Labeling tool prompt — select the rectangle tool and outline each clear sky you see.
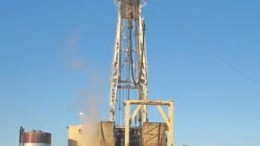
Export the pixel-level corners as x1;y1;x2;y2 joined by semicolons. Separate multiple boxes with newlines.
0;0;259;146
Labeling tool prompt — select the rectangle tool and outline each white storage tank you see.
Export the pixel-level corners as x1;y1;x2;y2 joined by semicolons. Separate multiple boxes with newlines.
19;127;51;146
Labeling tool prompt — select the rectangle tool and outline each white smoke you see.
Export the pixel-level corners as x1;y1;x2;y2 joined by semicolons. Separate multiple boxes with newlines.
78;75;101;146
63;29;106;146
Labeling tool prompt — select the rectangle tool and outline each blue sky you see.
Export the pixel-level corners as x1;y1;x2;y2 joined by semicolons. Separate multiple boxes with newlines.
0;0;259;146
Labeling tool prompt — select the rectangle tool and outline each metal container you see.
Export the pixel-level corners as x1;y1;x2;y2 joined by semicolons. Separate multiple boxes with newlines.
19;127;51;146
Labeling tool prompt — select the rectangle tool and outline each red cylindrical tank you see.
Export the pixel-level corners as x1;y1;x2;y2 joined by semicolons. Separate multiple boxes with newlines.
19;127;51;146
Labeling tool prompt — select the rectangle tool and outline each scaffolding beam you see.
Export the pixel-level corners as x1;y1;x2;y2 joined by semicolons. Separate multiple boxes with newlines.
124;100;174;146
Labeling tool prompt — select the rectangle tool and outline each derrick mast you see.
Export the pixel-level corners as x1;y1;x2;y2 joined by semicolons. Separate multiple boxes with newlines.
68;1;174;146
109;0;148;126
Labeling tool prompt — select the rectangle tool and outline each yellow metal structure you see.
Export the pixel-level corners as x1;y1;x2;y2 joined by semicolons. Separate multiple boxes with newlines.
124;100;174;146
67;125;83;146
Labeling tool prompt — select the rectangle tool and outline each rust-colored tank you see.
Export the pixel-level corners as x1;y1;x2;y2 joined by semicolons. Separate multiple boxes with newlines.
19;127;51;146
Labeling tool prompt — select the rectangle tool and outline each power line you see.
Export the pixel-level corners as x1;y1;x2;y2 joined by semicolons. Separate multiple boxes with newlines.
172;19;260;87
145;0;260;88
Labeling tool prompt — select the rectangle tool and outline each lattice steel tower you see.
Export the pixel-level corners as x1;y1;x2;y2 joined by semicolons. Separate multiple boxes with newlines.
109;0;148;126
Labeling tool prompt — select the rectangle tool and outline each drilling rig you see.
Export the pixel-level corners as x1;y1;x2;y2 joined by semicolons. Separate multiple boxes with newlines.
68;0;174;146
109;0;174;145
109;0;149;126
